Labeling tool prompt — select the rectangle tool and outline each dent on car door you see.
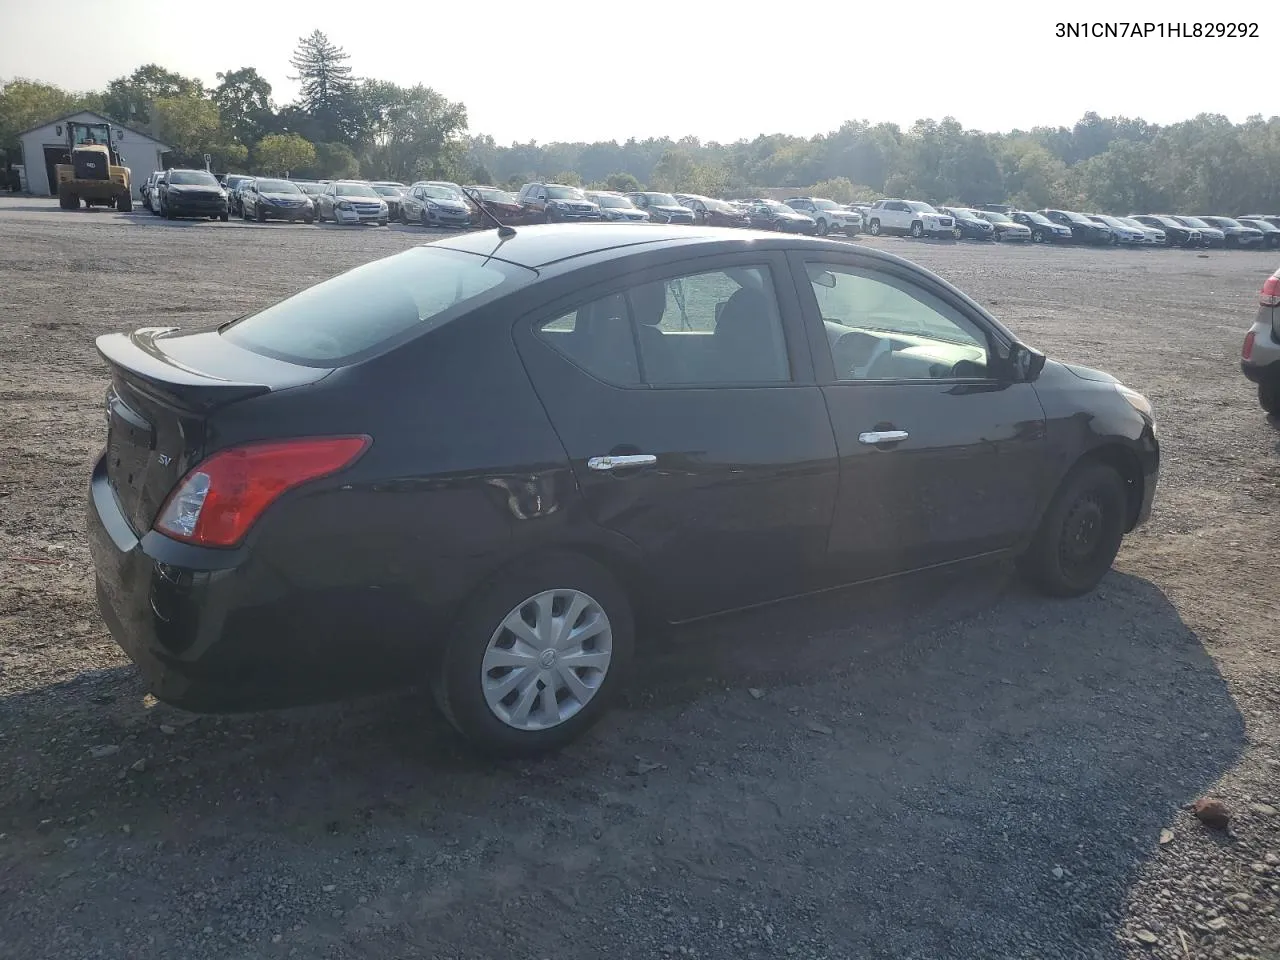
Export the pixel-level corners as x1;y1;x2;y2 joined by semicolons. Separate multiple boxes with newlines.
789;252;1048;581
514;253;841;621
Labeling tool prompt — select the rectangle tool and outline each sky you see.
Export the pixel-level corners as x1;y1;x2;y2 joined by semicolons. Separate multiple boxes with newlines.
1;0;1276;144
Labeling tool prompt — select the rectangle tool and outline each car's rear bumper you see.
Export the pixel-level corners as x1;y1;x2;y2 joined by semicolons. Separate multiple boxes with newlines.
86;454;418;712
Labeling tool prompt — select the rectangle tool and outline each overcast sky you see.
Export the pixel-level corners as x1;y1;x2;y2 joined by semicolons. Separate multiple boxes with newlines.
2;0;1275;144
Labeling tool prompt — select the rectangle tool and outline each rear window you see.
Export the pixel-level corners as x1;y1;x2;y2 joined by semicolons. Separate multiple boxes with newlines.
221;247;535;366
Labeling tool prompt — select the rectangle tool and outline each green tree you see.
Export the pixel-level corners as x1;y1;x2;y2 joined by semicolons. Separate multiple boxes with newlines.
254;133;317;176
153;96;246;170
289;31;358;144
550;169;582;186
605;171;642;192
312;141;360;179
470;162;493;184
212;67;274;146
102;64;204;126
357;83;468;182
809;177;859;202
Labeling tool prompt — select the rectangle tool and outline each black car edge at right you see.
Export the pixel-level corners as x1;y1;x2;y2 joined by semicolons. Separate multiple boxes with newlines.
87;224;1158;757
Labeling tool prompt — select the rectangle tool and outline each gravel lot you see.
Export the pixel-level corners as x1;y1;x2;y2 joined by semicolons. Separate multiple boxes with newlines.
1;196;1278;960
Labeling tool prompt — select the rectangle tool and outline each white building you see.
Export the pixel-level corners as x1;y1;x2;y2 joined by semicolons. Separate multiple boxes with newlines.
17;110;171;200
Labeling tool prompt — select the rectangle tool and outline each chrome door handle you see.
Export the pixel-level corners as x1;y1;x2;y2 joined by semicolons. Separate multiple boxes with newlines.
587;454;657;471
858;430;909;445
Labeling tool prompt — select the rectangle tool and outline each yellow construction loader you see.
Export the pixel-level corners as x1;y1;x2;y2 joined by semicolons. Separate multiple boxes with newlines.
56;121;132;211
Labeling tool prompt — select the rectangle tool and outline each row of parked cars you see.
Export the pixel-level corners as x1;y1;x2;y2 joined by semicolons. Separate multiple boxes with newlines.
135;169;1280;251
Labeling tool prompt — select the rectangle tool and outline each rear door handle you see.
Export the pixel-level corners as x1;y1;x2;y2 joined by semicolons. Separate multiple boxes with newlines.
858;430;909;445
588;454;657;471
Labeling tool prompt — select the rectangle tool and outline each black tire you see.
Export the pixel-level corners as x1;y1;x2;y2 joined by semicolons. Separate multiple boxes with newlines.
910;221;924;239
1022;462;1127;597
257;206;267;223
220;211;229;222
420;209;430;228
1031;229;1046;243
399;207;408;225
164;202;175;220
816;218;829;236
1259;381;1280;416
952;226;963;240
304;216;314;225
432;552;634;757
993;230;1003;242
868;219;881;236
118;192;132;213
58;191;77;210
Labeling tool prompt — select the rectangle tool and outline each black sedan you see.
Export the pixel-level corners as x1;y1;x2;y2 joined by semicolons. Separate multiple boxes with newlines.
745;199;818;233
939;207;996;241
1196;216;1265;249
157;169;229;221
1042;209;1113;245
1129;215;1203;248
241;178;315;223
88;224;1159;756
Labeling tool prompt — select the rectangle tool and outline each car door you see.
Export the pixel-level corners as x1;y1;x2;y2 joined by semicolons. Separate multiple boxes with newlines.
788;250;1048;581
515;251;841;621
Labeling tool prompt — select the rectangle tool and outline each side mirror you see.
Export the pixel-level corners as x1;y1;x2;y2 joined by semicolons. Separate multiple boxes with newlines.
1010;342;1046;382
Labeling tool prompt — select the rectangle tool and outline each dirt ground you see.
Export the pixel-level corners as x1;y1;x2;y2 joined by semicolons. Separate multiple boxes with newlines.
1;196;1278;960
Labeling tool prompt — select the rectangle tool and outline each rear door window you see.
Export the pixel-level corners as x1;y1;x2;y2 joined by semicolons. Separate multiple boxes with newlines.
221;247;534;366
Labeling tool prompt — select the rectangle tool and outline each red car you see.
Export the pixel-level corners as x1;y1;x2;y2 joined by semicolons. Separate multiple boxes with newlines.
464;185;526;226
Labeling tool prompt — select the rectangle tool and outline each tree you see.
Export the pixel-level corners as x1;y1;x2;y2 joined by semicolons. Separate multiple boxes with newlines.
0;79;95;156
102;64;203;127
551;169;582;186
153;96;246;170
289;31;358;144
254;133;317;176
470;163;493;184
213;68;274;146
358;84;468;182
605;171;641;192
312;141;360;179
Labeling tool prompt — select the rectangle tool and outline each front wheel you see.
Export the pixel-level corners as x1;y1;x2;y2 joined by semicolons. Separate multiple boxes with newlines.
910;221;924;239
952;226;963;240
1259;381;1280;416
868;219;882;236
993;230;1003;242
220;211;229;222
816;218;829;236
432;552;634;757
1031;229;1045;243
1022;462;1127;597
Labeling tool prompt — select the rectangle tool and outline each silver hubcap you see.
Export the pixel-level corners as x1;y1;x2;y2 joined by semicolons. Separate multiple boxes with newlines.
481;589;613;731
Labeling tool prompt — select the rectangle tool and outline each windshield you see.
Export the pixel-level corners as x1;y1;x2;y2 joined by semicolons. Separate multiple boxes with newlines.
472;187;513;202
299;183;323;195
169;170;219;186
704;198;734;213
222;248;533;366
950;208;980;219
335;183;379;198
422;185;460;200
1242;218;1279;231
546;185;585;200
596;195;635;209
1177;216;1211;229
1022;212;1053;225
1056;211;1091;224
372;185;403;197
1207;217;1244;228
644;193;679;206
979;211;1011;223
1116;217;1148;230
256;179;300;194
810;199;839;210
906;201;938;214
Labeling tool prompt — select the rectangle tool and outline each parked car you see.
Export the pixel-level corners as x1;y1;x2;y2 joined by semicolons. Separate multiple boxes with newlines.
1238;218;1280;249
1087;215;1147;245
743;198;818;233
1130;215;1202;248
1011;211;1074;244
1196;216;1265;249
1041;210;1113;245
86;224;1158;755
401;182;472;228
581;191;650;222
241;178;315;223
314;181;389;225
222;174;255;215
938;206;995;241
675;194;751;228
293;181;324;219
975;203;1016;215
1110;216;1166;245
370;182;408;221
1240;263;1280;415
140;171;164;212
784;197;861;236
972;209;1032;242
625;191;694;225
1240;214;1280;231
464;185;527;225
157;169;229;221
864;199;954;238
518;182;602;222
1172;216;1226;248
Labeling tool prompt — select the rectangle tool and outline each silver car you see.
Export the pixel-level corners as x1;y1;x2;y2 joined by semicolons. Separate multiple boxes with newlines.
1241;262;1280;415
315;181;389;226
401;182;472;228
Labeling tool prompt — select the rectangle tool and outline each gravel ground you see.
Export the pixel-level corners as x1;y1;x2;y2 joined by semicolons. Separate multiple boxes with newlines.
1;196;1278;960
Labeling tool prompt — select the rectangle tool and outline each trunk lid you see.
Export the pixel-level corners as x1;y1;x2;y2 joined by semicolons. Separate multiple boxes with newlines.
97;326;328;535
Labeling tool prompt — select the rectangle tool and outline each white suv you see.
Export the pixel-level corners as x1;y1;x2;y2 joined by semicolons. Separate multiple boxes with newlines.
864;199;954;239
784;197;861;236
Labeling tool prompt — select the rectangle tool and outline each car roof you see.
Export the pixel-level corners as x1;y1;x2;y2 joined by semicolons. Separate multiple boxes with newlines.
429;223;898;271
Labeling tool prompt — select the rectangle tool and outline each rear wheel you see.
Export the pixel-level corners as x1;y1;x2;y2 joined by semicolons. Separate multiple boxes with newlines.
118;192;132;213
59;191;78;210
219;211;229;222
1259;381;1280;416
432;552;634;757
1022;462;1127;597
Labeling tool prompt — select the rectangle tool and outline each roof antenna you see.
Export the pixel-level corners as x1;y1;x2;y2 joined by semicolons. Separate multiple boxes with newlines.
465;186;516;238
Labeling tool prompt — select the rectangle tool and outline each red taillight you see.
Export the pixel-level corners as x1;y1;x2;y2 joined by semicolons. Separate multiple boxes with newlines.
154;436;370;547
1243;330;1256;361
1262;275;1280;307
